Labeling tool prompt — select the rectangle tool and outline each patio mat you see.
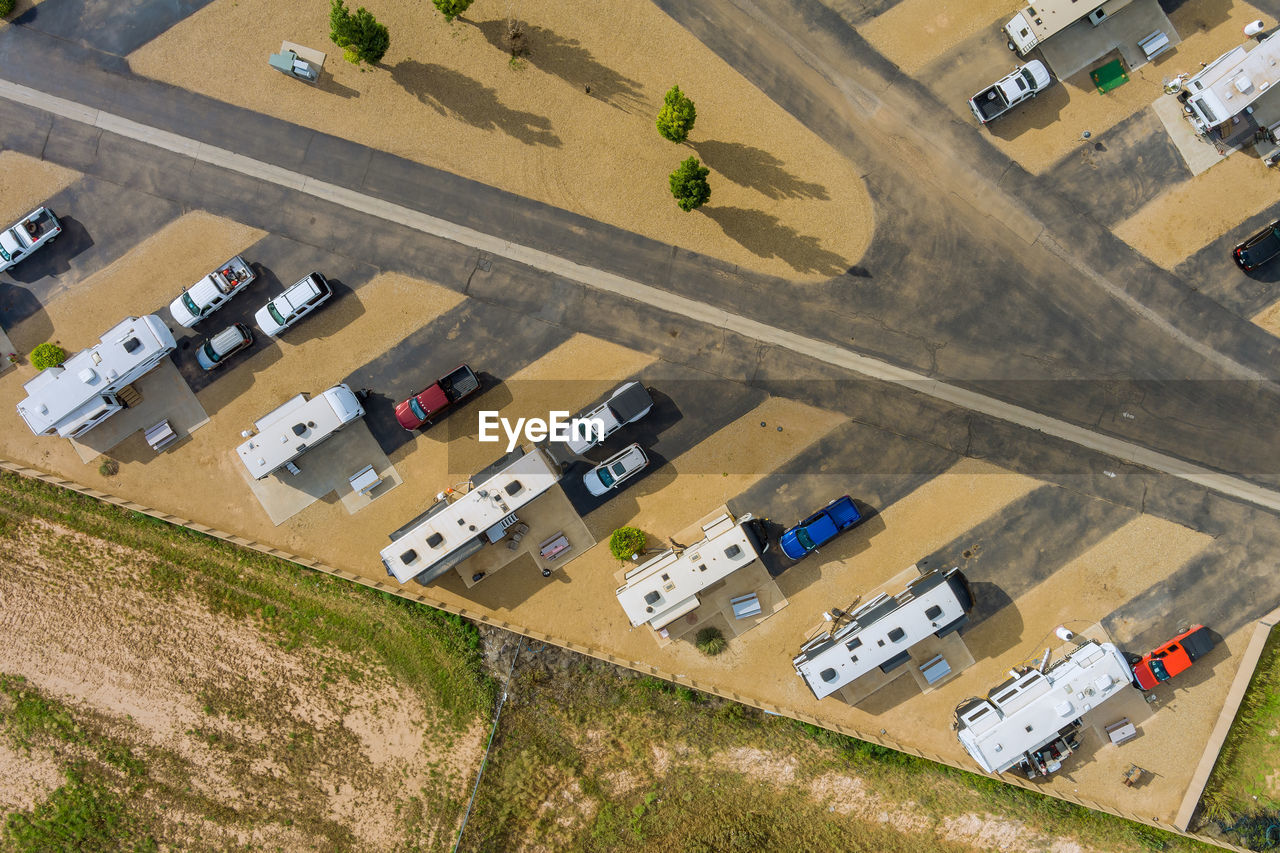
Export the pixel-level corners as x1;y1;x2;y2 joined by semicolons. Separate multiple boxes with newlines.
1091;59;1129;93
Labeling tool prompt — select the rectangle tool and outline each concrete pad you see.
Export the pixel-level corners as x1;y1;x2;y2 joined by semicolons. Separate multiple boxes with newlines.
1151;93;1224;176
68;360;209;462
1036;0;1178;80
454;486;595;587
238;421;390;525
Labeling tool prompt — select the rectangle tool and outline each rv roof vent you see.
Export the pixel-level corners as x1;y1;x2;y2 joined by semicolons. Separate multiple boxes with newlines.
78;368;98;384
400;549;418;564
122;336;143;354
724;544;742;559
1235;74;1254;94
925;605;943;620
505;480;522;496
426;533;445;548
292;423;307;436
644;591;661;605
888;627;906;642
820;668;838;682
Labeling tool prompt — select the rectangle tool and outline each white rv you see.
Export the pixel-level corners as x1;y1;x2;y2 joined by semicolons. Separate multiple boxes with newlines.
954;640;1132;778
793;566;973;700
1003;0;1133;55
615;512;769;630
236;385;364;479
16;315;176;438
380;445;561;585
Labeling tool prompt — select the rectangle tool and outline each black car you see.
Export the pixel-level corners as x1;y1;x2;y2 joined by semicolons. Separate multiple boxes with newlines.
1233;219;1280;271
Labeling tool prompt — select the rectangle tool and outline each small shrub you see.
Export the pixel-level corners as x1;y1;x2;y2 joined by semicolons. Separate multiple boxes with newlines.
695;626;726;656
669;157;711;212
97;459;119;478
29;343;67;370
0;0;15;19
431;0;472;22
656;85;697;144
609;527;646;561
329;0;389;65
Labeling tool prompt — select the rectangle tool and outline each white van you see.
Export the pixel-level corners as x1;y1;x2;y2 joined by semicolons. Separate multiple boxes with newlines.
169;256;255;327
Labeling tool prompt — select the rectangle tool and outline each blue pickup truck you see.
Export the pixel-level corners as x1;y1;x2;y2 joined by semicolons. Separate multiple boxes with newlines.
779;495;863;560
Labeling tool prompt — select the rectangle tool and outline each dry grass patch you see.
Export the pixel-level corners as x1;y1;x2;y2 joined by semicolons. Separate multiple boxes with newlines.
0;151;80;225
128;0;872;281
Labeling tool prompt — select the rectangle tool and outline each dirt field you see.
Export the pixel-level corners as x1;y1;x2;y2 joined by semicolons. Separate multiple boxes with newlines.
127;0;873;282
0;151;79;226
0;482;489;849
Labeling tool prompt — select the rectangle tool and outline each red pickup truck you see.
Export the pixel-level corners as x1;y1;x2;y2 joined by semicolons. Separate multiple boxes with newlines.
395;364;480;430
1130;624;1215;691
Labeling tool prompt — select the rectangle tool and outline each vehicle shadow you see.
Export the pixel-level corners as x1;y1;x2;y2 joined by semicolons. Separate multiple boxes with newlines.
389;60;562;147
701;206;848;277
692;140;830;201
4;215;94;284
985;82;1070;139
472;19;647;115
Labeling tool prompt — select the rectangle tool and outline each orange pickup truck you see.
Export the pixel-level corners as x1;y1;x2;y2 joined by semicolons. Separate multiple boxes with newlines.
1130;624;1215;691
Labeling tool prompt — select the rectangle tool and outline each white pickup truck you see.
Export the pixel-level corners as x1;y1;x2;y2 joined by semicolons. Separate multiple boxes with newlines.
563;381;654;455
0;207;62;273
169;255;256;327
968;61;1052;125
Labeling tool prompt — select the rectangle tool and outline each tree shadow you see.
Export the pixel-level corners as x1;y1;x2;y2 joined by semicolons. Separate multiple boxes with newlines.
473;20;646;114
701;206;848;277
692;140;829;201
390;61;561;147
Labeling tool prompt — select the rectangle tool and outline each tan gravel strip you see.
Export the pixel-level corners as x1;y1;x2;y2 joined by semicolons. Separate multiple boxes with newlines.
4;79;1280;515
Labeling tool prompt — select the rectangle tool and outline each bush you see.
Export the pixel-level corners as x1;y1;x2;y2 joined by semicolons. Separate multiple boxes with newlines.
656;85;697;144
669;157;711;212
29;343;66;370
98;459;119;478
431;0;472;22
609;527;646;561
329;0;389;64
0;0;15;18
695;627;726;656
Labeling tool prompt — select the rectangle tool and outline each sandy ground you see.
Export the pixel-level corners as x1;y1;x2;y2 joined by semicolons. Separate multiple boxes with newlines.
1114;148;1280;270
127;0;873;282
857;0;1015;75
0;516;485;848
7;210;264;353
0;741;63;814
0;151;80;226
1253;297;1280;336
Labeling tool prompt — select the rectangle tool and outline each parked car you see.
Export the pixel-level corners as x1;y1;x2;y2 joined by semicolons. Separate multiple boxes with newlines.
779;495;863;561
169;256;256;327
1233;219;1280;271
395;364;481;430
1130;624;1215;691
0;206;61;273
583;443;649;496
564;381;654;454
254;272;332;336
195;323;253;371
968;61;1052;125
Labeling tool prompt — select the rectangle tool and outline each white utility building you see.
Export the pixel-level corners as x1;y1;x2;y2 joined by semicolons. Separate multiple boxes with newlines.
616;511;769;630
792;566;973;700
16;315;176;438
381;445;561;585
236;385;365;479
954;640;1133;778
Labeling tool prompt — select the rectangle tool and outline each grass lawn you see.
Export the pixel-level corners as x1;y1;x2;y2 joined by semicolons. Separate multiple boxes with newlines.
1197;625;1280;850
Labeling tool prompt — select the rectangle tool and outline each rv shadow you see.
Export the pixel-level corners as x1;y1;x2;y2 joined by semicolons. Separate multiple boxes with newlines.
0;282;52;348
954;582;1023;661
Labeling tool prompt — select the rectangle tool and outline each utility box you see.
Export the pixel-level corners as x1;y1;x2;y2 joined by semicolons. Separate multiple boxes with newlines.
268;41;325;83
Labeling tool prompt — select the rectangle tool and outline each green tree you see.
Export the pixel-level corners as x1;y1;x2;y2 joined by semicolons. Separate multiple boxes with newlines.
609;527;646;561
29;343;66;370
431;0;473;22
669;157;710;212
0;0;16;18
656;85;697;144
330;0;390;65
695;627;726;656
